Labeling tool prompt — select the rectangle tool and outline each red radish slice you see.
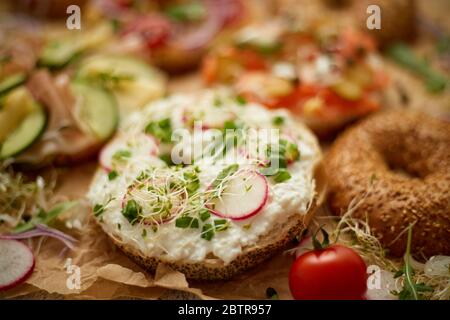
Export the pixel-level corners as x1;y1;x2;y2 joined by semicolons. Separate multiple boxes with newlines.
0;240;35;292
208;170;268;220
99;138;127;172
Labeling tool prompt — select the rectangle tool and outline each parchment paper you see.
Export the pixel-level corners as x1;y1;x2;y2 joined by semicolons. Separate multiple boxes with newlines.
0;159;327;300
2;0;449;300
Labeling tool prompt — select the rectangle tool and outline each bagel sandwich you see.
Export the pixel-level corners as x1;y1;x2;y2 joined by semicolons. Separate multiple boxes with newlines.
88;88;323;280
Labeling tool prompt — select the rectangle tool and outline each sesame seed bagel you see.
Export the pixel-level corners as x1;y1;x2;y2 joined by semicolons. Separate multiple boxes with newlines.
326;110;450;258
88;89;323;280
108;191;320;280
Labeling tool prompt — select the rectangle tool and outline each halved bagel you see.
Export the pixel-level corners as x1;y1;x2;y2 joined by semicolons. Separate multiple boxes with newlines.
111;193;320;280
88;89;323;280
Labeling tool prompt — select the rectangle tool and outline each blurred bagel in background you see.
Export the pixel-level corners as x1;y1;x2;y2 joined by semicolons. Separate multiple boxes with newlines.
9;0;87;19
352;0;417;47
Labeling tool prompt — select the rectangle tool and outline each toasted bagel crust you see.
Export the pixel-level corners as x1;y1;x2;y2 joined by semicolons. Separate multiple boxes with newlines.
105;197;318;280
95;163;325;280
326;111;450;258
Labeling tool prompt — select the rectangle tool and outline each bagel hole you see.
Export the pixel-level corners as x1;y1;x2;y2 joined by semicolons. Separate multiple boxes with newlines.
384;154;424;179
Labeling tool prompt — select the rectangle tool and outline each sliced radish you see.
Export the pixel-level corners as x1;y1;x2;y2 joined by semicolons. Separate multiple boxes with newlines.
0;239;35;292
99;133;157;171
207;170;268;220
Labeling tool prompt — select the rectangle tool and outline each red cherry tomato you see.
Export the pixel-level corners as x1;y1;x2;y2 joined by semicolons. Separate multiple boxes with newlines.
289;244;367;300
122;15;172;49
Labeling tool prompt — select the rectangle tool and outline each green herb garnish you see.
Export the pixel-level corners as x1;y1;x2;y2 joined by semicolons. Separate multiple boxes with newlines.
280;139;300;163
236;95;247;105
14;201;77;233
260;139;299;176
159;153;174;166
393;225;434;300
201;223;215;241
183;168;200;195
198;209;211;222
108;170;119;181
122;199;140;224
273;168;291;183
112;150;132;162
388;43;448;93
93;204;104;217
272;116;285;126
209;164;239;192
145;118;172;143
175;216;199;229
214;219;230;231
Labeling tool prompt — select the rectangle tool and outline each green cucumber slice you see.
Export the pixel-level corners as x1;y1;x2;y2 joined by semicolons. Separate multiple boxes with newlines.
71;81;119;141
0;73;27;96
76;55;166;110
0;88;47;159
39;38;83;68
39;23;113;68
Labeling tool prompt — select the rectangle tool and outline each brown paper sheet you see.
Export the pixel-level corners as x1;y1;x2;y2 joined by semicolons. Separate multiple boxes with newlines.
2;0;448;299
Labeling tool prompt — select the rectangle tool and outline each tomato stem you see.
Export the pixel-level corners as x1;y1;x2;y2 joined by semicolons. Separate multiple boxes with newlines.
312;226;330;250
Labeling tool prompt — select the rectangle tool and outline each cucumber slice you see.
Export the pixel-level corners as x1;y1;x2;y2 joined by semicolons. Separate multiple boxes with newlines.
0;88;47;159
39;38;82;68
0;73;27;96
39;23;113;68
71;81;118;141
76;55;166;111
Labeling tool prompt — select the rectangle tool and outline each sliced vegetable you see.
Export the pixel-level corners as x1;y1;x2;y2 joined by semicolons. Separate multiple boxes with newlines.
208;170;268;220
39;38;83;68
0;87;47;159
0;73;27;96
1;224;78;250
0;239;35;291
71;81;118;141
39;23;113;68
76;55;166;111
388;43;448;93
13;201;77;234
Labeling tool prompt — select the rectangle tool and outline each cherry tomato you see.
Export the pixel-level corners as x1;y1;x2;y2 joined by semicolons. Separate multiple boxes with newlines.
289;244;367;300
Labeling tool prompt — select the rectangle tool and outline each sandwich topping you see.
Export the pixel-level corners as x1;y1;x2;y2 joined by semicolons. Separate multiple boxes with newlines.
88;89;320;264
